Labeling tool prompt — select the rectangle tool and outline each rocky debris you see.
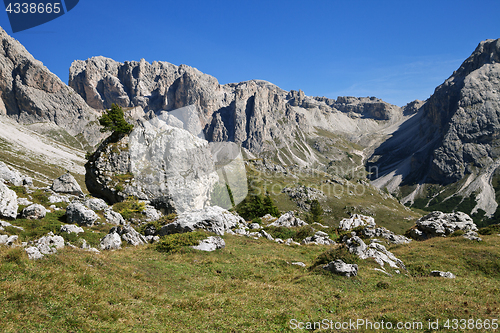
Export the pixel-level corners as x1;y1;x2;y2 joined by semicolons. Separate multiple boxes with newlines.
362;226;412;245
21;204;47;220
291;262;306;267
18;197;33;206
111;225;148;246
268;211;308;228
323;259;358;277
463;230;482;241
78;239;100;253
339;214;376;231
30;232;65;257
312;222;330;229
410;211;478;240
284;238;301;246
260;230;274;241
302;231;336;245
60;224;84;234
281;185;325;210
25;246;44;260
430;270;456;279
0;220;23;231
104;208;125;225
51;173;83;197
191;236;225;252
261;214;278;224
346;236;405;271
143;205;162;222
48;194;71;204
0;181;18;219
0;234;18;246
160;206;245;236
145;235;160;243
248;223;261;230
85;117;218;212
0;27;102;147
0;161;23;186
83;198;108;211
100;232;122;250
66;202;99;227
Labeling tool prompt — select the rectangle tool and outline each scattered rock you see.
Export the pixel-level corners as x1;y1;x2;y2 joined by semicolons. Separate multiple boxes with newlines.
0;181;18;219
109;225;147;246
160;206;245;236
0;220;23;231
248;223;261;230
284;238;301;246
66;202;99;227
143;205;162;222
52;173;84;196
362;226;412;244
48;194;71;204
191;236;225;252
0;234;18;246
36;232;65;255
346;236;405;271
463;230;482;241
100;232;122;250
268;211;308;228
25;246;44;260
430;270;456;279
21;204;47;220
260;230;274;241
104;208;125;225
410;211;478;240
292;262;306;267
282;185;325;210
323;259;358;277
17;197;33;206
60;224;84;234
339;214;375;231
0;162;23;186
83;198;108;211
302;231;336;245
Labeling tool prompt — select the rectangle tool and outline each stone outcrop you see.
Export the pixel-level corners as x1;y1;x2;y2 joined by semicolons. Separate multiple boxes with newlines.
0;27;102;147
21;204;47;219
104;209;125;225
51;173;83;197
281;185;325;210
66;202;99;227
0;234;18;246
0;181;18;219
0;162;23;185
302;231;336;245
191;236;225;252
268;211;308;228
339;214;376;231
85;117;219;213
409;211;478;240
323;259;358;277
60;224;84;234
83;198;108;211
25;232;65;259
159;206;246;236
430;270;456;279
100;232;122;250
345;235;405;271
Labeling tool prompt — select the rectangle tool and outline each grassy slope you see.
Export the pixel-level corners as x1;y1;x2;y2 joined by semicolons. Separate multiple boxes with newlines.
0;234;499;332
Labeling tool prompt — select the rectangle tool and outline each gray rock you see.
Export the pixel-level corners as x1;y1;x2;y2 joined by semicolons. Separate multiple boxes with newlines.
100;232;122;250
248;223;261;230
21;204;47;220
413;211;478;239
323;259;358;277
291;262;306;267
145;235;160;243
260;229;274;241
281;185;325;210
36;232;65;255
83;198;108;211
463;230;482;241
339;214;376;231
269;211;308;228
143;205;162;222
0;162;23;186
104;208;125;225
0;234;18;246
66;202;99;227
48;194;71;204
362;226;412;244
302;231;336;245
0;27;102;147
25;246;44;260
160;206;245;236
0;220;23;231
60;224;84;234
0;181;18;219
52;173;83;196
17;197;33;206
191;236;225;252
346;236;405;270
430;270;456;279
109;225;147;246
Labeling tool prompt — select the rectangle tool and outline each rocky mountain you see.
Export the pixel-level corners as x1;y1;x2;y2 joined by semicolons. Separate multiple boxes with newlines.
0;26;102;149
370;38;500;220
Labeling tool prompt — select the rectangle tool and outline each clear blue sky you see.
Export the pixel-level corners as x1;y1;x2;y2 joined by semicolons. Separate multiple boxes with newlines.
1;0;499;106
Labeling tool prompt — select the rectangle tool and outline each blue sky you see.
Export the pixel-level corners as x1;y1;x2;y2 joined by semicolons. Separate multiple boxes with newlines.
1;0;499;106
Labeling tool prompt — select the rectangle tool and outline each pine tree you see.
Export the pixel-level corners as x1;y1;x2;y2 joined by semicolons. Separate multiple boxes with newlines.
309;199;324;223
99;103;134;135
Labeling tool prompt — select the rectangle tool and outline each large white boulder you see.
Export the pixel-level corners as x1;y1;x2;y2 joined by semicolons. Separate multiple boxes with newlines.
411;211;478;239
339;214;376;231
268;211;308;228
66;202;99;227
0;181;18;219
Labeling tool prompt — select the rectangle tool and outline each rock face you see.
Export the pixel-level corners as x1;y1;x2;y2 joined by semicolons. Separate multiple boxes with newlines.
191;236;225;252
51;173;84;196
410;211;478;240
85;117;219;212
159;206;245;236
21;204;46;219
66;202;99;227
0;27;102;147
323;259;358;277
0;181;18;219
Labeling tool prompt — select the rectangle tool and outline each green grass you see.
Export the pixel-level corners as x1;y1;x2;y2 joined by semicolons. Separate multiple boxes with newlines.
0;233;499;332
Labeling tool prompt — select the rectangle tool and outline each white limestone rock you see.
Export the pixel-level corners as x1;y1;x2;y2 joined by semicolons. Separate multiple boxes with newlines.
100;232;122;250
60;224;84;234
191;236;225;252
339;214;376;231
323;259;358;277
66;202;99;227
51;173;83;196
21;204;47;220
413;211;478;240
0;181;18;219
268;211;308;228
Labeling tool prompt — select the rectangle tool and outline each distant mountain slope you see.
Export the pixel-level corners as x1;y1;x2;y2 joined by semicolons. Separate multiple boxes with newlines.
0;26;103;149
370;38;500;220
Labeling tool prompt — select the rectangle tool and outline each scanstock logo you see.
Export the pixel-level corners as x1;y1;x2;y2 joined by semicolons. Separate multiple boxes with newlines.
3;0;79;33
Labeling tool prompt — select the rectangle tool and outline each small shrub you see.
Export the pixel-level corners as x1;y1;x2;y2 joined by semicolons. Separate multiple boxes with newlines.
156;231;208;253
138;213;178;236
478;224;500;235
310;245;359;269
263;226;296;241
376;281;390;289
113;197;145;220
450;230;465;237
251;217;262;225
2;247;25;266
